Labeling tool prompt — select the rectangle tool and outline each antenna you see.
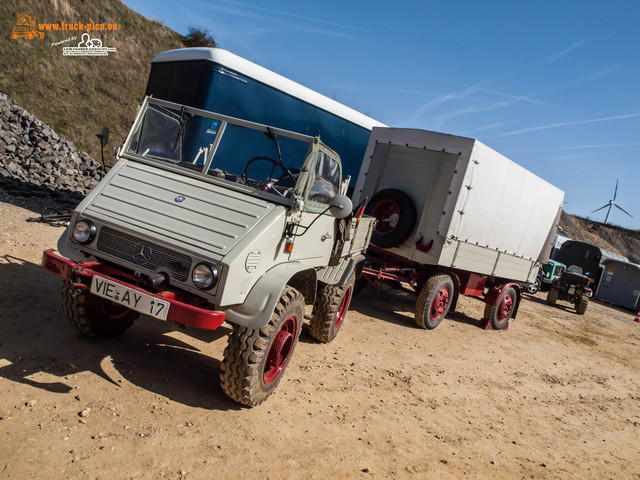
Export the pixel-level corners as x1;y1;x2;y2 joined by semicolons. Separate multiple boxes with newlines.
591;179;633;224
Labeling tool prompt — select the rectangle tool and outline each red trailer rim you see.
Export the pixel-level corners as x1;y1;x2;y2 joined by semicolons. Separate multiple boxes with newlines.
497;293;514;322
430;286;450;320
263;317;296;385
335;286;353;329
371;199;400;236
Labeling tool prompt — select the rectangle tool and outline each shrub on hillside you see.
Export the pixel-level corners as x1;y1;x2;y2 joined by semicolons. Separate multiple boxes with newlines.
183;26;217;48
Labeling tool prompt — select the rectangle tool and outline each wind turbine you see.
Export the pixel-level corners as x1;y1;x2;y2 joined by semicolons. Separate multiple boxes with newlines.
591;179;633;224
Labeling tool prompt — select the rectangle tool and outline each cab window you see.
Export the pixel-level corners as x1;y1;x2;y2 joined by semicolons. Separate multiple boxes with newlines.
307;151;340;204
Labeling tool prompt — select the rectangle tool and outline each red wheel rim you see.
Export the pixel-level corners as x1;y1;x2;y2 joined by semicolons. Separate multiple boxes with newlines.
263;317;296;385
335;286;352;329
430;286;450;320
371;199;400;236
497;294;514;322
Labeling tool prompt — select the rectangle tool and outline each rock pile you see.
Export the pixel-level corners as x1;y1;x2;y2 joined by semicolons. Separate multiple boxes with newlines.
0;92;103;201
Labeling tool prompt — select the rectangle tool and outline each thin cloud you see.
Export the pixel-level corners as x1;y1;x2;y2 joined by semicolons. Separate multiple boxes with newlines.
433;98;521;126
406;90;472;125
468;86;547;106
504;142;640;154
218;0;372;33
404;84;544;127
546;38;589;62
189;1;361;39
466;122;511;134
497;113;640;137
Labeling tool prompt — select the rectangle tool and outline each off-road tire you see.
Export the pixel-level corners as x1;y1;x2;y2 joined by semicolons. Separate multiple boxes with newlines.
220;286;304;407
60;280;138;338
576;295;589;315
547;287;560;306
415;274;454;329
365;189;417;248
310;273;355;343
484;286;517;330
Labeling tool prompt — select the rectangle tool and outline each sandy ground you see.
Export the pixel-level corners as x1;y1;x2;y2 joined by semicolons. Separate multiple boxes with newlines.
1;196;639;480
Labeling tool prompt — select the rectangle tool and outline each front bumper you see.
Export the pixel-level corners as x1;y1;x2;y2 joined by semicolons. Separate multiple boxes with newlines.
41;249;226;330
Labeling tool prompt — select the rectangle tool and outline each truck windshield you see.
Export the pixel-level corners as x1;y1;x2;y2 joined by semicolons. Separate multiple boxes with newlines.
126;102;312;198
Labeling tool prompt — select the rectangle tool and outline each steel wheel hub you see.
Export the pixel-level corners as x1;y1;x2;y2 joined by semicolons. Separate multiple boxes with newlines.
263;317;296;385
497;295;514;321
430;287;450;320
371;199;401;235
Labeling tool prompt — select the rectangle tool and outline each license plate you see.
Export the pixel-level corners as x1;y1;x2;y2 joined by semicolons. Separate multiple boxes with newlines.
90;275;170;320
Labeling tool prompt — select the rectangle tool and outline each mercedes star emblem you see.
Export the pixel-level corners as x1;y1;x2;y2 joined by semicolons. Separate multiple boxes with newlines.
132;242;153;265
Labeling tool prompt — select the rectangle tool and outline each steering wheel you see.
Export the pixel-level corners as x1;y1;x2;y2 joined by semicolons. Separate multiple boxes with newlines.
242;156;297;193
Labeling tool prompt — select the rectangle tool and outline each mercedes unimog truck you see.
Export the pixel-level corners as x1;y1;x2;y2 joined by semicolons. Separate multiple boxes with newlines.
41;49;377;406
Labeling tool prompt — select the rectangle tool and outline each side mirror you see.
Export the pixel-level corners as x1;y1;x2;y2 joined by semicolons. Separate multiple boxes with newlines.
329;195;353;219
96;127;110;178
96;127;109;148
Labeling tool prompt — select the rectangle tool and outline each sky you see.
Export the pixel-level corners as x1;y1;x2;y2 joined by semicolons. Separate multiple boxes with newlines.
126;0;640;230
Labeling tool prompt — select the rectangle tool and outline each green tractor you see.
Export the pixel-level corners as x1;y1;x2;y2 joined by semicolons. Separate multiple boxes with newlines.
526;259;566;294
540;260;566;291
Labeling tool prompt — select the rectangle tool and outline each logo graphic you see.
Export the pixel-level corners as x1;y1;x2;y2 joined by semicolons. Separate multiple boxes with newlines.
175;195;186;203
62;33;116;56
11;11;44;40
132;242;153;266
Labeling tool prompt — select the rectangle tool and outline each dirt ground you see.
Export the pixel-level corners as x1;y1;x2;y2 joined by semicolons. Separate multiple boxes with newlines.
1;196;639;480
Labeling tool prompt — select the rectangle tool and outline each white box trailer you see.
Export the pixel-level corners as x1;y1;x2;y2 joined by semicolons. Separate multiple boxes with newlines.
353;127;564;330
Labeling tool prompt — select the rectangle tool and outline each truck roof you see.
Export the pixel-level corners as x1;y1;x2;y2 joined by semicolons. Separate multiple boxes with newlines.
152;48;386;132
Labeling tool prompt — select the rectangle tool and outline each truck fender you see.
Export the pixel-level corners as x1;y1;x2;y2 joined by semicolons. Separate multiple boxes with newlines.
345;255;366;284
484;282;522;319
222;263;316;330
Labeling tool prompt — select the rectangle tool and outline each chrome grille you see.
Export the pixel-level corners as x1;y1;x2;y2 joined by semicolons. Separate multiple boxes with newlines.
96;226;192;282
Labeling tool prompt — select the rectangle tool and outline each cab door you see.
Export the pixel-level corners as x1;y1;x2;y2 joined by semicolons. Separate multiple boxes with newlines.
288;143;343;265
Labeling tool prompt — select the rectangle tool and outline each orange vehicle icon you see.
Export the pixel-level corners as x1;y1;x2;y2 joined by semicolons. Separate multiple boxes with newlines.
11;11;44;40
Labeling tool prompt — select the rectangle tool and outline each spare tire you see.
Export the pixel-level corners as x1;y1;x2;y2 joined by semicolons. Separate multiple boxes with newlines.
365;188;417;248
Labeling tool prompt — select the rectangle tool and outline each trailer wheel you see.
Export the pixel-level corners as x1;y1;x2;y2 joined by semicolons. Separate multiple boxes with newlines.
310;273;355;343
575;295;589;315
60;280;138;338
415;275;454;329
220;286;303;406
365;189;416;248
547;287;560;306
484;286;517;330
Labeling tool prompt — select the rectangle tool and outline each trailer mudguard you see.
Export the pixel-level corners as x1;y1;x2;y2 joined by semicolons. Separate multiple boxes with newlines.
484;282;522;319
222;262;315;330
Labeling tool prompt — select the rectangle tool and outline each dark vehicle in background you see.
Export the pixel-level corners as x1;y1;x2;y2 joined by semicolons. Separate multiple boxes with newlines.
546;265;593;315
552;240;601;289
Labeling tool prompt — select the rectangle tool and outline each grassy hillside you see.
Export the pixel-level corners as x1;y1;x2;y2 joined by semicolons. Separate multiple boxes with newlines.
0;0;189;161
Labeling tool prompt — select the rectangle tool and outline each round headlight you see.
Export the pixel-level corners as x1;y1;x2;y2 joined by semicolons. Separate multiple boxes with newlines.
73;220;96;244
192;263;219;290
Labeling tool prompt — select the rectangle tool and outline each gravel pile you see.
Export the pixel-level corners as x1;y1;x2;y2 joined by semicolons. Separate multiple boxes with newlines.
0;92;103;202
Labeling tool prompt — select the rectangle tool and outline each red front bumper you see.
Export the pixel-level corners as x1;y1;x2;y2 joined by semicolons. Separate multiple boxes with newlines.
41;249;226;330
